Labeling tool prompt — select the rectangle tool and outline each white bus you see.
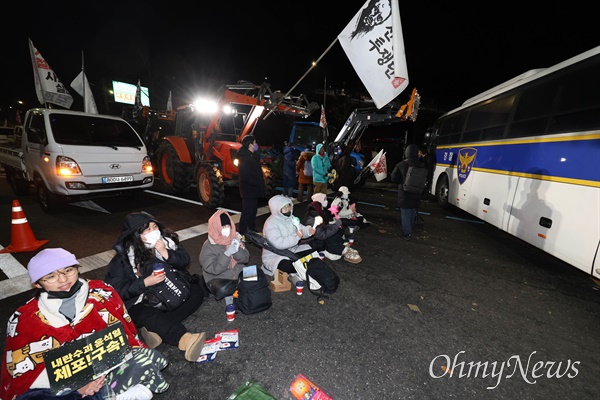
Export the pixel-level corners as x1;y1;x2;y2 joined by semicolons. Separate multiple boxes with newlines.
426;45;600;277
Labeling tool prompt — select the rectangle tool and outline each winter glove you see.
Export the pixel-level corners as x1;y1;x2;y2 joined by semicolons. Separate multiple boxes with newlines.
224;239;240;256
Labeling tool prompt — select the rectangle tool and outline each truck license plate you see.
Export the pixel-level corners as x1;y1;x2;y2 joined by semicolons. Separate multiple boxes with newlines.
102;176;133;183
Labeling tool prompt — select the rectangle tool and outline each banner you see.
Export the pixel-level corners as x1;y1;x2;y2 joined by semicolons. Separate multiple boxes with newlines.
338;0;409;108
70;71;98;114
28;39;73;109
167;91;173;111
368;149;387;181
319;105;328;128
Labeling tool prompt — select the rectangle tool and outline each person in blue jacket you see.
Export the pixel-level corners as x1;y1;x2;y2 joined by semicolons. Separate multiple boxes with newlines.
311;143;331;194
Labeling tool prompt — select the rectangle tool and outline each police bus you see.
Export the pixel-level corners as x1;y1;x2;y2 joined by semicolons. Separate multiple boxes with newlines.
426;45;600;277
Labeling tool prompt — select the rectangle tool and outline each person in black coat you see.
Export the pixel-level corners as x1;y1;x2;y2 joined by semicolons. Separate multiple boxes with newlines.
237;135;266;235
104;211;206;361
391;144;423;240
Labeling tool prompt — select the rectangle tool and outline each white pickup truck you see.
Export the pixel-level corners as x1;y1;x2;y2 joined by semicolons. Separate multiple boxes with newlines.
0;108;154;212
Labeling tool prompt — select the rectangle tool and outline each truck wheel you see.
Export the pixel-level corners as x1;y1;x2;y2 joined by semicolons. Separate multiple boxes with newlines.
263;166;276;199
196;164;224;209
6;167;29;196
36;179;61;213
157;141;192;194
435;174;450;208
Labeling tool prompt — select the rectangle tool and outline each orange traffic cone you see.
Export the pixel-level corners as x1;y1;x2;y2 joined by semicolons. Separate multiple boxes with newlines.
0;200;49;253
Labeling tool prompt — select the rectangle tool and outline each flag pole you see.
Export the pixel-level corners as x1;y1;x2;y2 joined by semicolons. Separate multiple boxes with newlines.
81;51;85;112
264;37;339;120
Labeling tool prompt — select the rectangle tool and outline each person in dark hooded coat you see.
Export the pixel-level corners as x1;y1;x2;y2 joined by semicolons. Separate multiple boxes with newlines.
237;135;266;235
391;144;424;240
105;211;206;362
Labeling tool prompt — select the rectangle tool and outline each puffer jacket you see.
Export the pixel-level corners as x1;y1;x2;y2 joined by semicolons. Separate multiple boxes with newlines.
261;194;313;274
391;144;423;209
296;150;314;184
311;143;331;184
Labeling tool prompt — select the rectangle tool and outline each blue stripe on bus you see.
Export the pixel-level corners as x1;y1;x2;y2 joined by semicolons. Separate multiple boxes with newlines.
436;137;600;184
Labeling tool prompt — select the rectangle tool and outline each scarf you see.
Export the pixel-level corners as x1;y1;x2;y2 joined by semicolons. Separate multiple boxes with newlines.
208;210;237;268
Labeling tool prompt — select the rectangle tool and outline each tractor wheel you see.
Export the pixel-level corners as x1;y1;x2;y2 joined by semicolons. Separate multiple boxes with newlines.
6;167;30;196
435;174;450;208
262;166;276;199
196;164;225;209
157;141;192;194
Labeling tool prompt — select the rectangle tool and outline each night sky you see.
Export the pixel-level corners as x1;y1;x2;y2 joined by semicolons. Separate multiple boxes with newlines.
3;1;597;133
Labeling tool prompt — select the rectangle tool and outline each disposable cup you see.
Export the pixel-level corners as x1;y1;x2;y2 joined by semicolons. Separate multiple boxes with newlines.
226;305;236;322
296;281;304;295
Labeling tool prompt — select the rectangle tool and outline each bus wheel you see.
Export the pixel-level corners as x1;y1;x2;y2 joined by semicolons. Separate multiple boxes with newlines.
435;174;449;208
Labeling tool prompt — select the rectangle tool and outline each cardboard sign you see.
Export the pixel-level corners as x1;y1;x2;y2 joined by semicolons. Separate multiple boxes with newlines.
43;322;132;395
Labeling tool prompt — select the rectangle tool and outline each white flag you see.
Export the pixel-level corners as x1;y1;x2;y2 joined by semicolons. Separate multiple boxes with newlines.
319;105;327;128
167;91;173;111
28;39;73;109
70;71;98;114
368;149;387;181
338;0;409;108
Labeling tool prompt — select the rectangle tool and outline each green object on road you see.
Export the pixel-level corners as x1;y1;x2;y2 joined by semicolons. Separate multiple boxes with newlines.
227;381;276;400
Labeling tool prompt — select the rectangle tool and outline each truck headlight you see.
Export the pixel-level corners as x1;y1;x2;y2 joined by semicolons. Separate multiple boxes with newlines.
142;156;153;173
56;156;82;176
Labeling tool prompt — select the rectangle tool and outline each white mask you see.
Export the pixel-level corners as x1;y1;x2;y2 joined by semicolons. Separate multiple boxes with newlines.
221;227;231;237
253;143;259;151
143;229;161;249
322;200;328;208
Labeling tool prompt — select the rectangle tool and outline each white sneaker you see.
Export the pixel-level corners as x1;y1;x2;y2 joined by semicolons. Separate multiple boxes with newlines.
117;384;153;400
322;250;342;261
343;247;362;264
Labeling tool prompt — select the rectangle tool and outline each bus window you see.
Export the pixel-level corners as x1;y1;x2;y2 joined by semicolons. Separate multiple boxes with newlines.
465;95;515;140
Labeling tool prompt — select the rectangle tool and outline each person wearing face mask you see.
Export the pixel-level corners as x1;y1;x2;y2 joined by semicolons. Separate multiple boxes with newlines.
1;248;170;400
261;195;316;277
199;210;250;312
331;186;371;246
303;193;362;264
105;212;207;362
237;134;266;237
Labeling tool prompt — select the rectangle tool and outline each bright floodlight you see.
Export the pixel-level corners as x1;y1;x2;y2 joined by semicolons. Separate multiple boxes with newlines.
192;97;219;114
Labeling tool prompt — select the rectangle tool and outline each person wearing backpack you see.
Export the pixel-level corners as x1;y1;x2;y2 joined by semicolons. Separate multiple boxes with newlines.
390;144;425;241
296;148;314;202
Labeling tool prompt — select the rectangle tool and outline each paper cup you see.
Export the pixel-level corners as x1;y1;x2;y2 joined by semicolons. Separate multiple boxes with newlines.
226;305;236;322
296;281;304;295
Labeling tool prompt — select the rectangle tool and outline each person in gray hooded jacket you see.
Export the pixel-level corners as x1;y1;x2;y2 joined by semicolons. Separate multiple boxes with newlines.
261;194;316;276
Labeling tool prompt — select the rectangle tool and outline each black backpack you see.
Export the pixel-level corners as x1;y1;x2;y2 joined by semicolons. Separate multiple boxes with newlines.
403;164;428;194
306;257;340;295
234;268;272;315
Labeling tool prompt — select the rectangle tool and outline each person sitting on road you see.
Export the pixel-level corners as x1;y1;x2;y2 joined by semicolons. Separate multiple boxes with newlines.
200;210;250;312
0;248;170;400
261;194;316;278
303;193;362;264
105;211;206;362
330;186;371;246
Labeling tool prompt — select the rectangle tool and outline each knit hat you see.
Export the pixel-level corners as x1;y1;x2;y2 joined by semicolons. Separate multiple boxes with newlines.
241;135;255;148
220;213;231;227
28;248;78;283
117;211;163;243
338;186;351;196
311;193;328;207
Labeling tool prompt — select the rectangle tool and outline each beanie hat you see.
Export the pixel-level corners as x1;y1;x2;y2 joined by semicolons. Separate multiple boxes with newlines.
311;193;328;207
220;213;231;227
28;248;78;283
338;186;351;196
241;135;255;147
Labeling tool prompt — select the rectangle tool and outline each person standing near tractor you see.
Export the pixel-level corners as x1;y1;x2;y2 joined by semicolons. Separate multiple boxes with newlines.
237;135;266;236
311;143;331;194
296;148;314;202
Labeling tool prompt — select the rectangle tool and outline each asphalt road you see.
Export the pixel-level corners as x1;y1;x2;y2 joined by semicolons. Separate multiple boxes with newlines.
0;176;599;400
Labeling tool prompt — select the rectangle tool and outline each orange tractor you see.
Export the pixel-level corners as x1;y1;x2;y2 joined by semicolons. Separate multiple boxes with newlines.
146;81;318;208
